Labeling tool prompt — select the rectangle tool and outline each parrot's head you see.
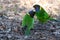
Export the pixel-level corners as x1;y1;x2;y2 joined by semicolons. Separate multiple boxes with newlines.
29;10;35;18
33;4;40;12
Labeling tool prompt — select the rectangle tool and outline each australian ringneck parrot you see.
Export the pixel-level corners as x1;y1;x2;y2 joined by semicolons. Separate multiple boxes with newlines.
22;10;35;35
33;4;58;23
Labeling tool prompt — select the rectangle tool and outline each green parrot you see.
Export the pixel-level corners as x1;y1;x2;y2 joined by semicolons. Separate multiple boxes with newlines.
33;4;55;23
22;10;35;35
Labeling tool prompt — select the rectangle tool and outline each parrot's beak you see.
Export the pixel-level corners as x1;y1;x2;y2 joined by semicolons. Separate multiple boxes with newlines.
32;8;35;12
29;8;35;13
33;5;40;12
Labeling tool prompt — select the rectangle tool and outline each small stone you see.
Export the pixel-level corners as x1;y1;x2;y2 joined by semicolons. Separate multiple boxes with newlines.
35;32;38;34
7;34;12;38
24;36;28;39
6;28;11;33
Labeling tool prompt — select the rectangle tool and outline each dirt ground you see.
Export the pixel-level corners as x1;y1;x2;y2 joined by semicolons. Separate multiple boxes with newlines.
0;0;60;40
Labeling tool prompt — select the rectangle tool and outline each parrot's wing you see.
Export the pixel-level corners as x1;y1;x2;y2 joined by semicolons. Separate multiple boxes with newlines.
43;10;60;22
22;14;28;27
40;6;51;20
36;6;50;23
25;17;34;35
22;13;34;27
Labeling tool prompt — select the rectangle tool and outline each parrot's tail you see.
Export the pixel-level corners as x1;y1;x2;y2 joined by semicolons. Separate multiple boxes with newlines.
25;28;31;36
49;17;60;22
22;26;31;35
22;26;27;34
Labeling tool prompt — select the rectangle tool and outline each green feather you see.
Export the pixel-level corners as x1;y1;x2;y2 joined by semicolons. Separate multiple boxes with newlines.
22;13;34;35
35;6;52;23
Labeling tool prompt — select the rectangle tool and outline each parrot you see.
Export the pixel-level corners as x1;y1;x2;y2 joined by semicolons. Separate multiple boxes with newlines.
33;4;60;33
33;4;57;23
22;10;35;35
